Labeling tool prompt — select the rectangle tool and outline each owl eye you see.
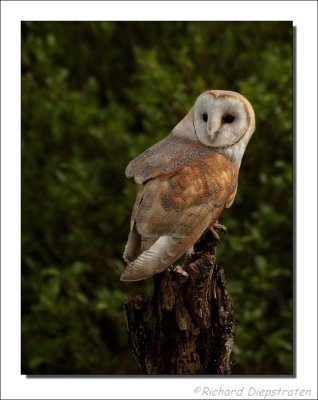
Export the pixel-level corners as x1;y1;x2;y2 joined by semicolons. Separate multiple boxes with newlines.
223;114;235;124
202;113;208;122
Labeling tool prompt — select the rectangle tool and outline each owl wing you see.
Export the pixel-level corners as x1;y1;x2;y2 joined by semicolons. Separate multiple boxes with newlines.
121;212;213;282
121;152;239;281
125;133;214;184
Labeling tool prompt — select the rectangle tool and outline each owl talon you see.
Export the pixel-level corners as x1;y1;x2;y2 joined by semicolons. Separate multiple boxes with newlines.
210;223;227;241
172;265;189;279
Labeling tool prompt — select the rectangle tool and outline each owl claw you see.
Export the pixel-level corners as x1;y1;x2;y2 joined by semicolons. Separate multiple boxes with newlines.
172;265;189;280
210;223;227;241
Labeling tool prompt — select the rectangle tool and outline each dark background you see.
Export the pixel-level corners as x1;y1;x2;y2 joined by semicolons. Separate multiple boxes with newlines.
21;21;293;375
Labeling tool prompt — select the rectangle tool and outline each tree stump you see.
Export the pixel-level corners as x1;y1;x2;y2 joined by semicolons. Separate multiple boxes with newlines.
123;228;234;375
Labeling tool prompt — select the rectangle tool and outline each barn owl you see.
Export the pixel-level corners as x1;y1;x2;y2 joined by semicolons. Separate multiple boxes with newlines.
121;90;255;282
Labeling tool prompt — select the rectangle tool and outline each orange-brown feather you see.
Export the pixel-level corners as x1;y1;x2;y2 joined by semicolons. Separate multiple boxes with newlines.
133;151;238;241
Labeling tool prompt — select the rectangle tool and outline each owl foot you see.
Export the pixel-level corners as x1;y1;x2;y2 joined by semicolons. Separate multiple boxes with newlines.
171;265;189;282
210;223;227;241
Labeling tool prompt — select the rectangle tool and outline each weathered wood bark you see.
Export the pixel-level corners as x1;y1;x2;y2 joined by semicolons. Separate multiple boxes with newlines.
123;228;234;375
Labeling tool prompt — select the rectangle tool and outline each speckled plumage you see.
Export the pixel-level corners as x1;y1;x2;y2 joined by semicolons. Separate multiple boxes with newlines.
121;90;255;281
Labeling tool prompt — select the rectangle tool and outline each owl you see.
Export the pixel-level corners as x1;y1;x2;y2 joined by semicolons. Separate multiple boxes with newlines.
121;90;255;281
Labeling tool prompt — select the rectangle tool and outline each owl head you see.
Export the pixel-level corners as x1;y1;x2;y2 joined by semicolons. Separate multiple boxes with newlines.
175;90;255;165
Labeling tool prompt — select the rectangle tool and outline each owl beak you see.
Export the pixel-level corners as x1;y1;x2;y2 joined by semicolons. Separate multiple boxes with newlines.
208;129;217;141
208;120;217;140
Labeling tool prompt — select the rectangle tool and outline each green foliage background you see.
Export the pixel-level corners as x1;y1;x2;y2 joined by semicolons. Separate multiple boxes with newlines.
22;22;293;375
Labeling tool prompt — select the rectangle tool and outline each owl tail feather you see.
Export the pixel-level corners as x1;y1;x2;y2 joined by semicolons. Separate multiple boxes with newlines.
120;235;183;282
121;213;213;282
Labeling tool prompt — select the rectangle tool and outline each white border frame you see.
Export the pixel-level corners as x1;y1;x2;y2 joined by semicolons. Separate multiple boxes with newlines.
1;1;317;399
